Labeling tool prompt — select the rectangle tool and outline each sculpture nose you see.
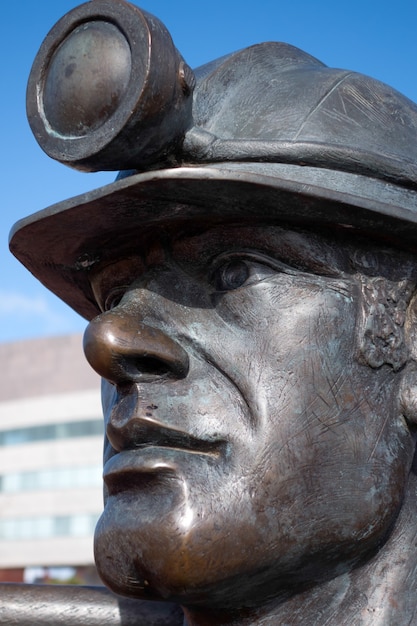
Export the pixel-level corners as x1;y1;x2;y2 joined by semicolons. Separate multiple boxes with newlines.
83;311;190;385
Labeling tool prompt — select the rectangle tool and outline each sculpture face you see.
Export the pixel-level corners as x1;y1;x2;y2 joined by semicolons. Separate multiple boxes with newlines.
85;223;414;608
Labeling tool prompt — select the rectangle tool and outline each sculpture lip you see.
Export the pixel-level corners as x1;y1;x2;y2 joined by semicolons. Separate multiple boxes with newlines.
103;419;226;489
103;438;225;494
105;415;226;456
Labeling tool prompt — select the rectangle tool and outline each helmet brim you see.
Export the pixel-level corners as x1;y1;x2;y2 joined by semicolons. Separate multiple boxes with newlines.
9;162;417;321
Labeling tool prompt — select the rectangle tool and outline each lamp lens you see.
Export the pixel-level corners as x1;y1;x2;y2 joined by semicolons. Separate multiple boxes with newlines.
43;21;132;137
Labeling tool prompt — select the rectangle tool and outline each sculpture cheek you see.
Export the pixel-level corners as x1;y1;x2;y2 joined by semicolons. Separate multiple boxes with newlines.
212;277;296;329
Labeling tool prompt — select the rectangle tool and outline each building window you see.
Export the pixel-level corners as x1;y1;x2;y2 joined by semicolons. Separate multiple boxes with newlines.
0;419;102;446
0;465;102;493
0;514;100;540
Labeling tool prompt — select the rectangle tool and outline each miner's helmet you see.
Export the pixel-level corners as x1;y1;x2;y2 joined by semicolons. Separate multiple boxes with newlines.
9;0;417;321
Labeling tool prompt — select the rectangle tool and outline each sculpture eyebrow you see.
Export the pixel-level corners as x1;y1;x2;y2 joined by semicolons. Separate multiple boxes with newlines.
261;238;351;278
209;250;310;277
173;226;352;278
89;256;146;307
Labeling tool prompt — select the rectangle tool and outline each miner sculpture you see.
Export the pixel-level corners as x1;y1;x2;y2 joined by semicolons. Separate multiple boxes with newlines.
9;1;417;624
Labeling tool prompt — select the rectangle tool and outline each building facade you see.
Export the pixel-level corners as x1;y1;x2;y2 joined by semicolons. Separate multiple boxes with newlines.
0;334;103;583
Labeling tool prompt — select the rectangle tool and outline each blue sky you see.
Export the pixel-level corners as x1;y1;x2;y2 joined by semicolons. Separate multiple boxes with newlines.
1;0;417;343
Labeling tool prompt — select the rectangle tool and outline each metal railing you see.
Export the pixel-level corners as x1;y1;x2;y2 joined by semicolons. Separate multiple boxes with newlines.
0;583;183;625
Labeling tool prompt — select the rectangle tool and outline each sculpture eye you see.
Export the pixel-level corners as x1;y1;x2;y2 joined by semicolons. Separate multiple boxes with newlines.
210;252;293;292
213;259;251;291
103;287;126;311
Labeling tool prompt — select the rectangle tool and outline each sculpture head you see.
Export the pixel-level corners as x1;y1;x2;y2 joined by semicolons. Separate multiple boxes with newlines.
9;0;417;618
79;224;417;613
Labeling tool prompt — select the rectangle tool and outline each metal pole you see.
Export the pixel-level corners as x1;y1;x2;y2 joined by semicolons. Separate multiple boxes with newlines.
0;583;183;625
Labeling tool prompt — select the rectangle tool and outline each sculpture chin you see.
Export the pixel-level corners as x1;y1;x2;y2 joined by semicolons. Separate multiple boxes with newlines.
93;444;411;609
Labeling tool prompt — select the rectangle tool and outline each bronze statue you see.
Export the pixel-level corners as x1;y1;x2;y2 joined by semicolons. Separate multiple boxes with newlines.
9;1;417;623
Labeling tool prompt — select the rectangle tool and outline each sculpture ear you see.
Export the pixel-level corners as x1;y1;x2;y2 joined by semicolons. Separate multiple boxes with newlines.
399;364;417;425
357;276;414;371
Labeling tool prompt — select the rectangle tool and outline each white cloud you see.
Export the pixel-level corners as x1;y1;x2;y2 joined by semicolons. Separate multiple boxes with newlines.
0;291;85;340
0;292;53;315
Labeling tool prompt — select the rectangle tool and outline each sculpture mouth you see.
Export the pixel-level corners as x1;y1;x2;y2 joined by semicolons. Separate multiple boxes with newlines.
103;418;227;493
103;440;224;495
105;415;226;454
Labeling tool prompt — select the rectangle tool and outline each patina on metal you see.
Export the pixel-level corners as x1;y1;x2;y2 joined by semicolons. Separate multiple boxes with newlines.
8;0;417;624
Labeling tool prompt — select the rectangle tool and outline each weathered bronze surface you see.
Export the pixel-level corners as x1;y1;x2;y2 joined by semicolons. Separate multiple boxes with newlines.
9;1;417;624
0;583;183;625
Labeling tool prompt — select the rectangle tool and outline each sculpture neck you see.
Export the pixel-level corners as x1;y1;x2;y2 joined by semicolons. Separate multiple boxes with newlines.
182;471;417;626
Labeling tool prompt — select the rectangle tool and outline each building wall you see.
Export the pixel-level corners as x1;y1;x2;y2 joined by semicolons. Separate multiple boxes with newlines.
0;334;103;575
